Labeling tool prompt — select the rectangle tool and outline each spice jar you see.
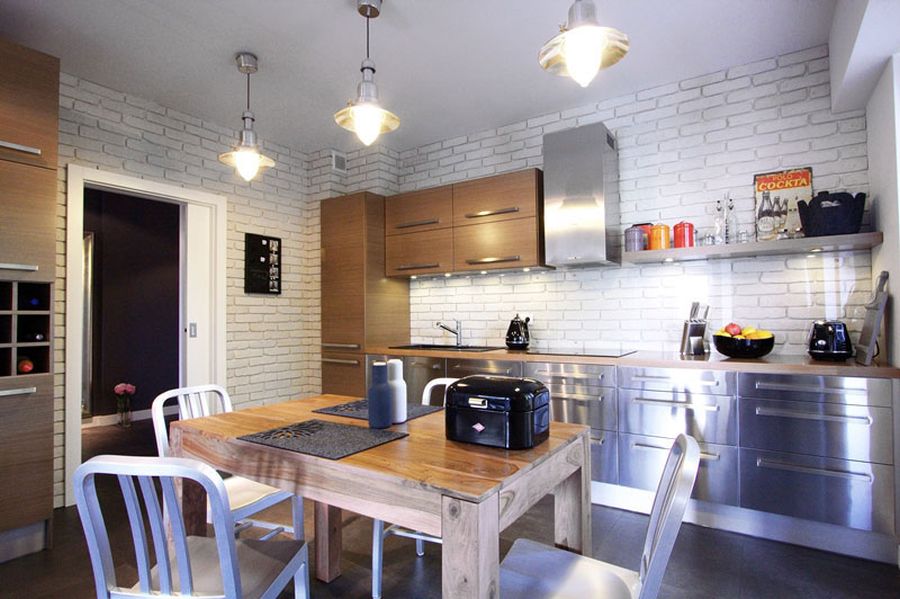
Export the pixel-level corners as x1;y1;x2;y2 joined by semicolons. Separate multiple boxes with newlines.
649;224;671;250
625;226;646;252
673;222;695;248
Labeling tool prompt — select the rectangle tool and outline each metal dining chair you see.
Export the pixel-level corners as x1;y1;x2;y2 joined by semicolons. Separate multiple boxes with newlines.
74;454;309;599
152;384;304;539
370;377;458;599
500;434;701;599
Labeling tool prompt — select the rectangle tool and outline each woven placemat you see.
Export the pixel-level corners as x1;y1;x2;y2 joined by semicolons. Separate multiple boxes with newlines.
238;419;407;460
313;398;443;421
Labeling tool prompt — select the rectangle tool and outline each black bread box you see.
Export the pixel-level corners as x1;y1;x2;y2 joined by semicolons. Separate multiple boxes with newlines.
445;375;550;449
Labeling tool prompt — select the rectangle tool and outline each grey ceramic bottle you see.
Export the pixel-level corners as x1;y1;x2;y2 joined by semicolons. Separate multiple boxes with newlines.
368;361;393;429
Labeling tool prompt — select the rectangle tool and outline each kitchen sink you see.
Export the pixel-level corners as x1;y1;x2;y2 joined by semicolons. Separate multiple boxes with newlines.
389;344;505;352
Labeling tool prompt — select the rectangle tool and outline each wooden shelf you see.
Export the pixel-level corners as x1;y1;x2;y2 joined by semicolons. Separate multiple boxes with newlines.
622;231;883;264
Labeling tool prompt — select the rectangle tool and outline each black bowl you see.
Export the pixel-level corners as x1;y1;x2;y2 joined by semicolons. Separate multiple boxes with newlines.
713;334;775;359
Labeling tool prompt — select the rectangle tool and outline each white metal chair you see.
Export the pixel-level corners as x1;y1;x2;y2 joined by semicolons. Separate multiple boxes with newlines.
74;454;309;599
500;434;701;599
152;384;304;539
371;377;458;598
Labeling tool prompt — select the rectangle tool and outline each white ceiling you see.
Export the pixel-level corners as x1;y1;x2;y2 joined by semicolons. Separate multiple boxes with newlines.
0;0;836;153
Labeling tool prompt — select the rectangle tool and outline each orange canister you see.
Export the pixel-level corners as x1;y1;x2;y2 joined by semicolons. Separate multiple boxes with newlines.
649;224;671;250
673;222;695;248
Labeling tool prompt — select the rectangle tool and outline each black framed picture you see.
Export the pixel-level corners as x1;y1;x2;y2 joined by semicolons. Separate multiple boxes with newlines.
244;233;281;294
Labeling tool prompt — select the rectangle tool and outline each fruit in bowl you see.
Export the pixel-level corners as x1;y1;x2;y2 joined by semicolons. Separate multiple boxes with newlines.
713;323;775;358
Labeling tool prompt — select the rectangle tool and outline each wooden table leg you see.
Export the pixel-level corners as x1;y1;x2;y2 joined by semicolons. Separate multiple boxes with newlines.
314;501;342;582
553;433;592;554
181;479;208;536
441;494;499;599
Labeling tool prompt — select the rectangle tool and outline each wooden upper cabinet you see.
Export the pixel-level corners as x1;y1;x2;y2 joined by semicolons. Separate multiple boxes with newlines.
0;160;56;281
0;38;59;170
452;169;541;227
385;185;453;235
452;219;542;272
386;228;454;277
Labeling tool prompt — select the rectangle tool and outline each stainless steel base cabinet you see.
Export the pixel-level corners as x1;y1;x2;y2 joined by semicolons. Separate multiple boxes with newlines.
590;430;618;484
404;355;446;405
618;388;737;446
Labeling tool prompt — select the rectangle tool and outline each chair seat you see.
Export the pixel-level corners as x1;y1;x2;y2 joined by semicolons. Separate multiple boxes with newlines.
134;536;305;599
221;475;289;511
500;538;641;599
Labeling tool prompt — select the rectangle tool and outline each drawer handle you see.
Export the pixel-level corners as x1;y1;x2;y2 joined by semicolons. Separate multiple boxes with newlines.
754;406;872;426
395;218;440;230
533;371;605;382
0;386;38;398
754;381;866;396
432;364;442;370
396;263;440;271
756;457;873;483
465;255;520;265
0;262;39;272
632;397;720;412
0;139;42;156
464;206;520;219
322;343;360;350
552;393;603;403
634;442;720;461
632;374;719;387
452;364;512;375
322;358;360;366
591;436;607;446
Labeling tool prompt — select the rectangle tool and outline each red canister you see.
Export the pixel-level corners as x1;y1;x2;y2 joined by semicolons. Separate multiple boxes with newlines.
674;222;695;248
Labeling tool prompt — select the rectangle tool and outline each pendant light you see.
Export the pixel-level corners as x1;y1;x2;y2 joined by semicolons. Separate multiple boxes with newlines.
334;0;400;146
538;0;629;88
218;52;275;182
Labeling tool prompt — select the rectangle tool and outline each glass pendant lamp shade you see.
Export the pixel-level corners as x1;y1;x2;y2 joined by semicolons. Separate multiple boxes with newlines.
538;0;628;87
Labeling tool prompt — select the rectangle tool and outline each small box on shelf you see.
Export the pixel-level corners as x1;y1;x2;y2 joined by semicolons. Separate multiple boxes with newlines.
17;282;50;311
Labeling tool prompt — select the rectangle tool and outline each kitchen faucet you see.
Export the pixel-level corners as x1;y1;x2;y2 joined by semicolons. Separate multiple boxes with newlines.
435;320;462;346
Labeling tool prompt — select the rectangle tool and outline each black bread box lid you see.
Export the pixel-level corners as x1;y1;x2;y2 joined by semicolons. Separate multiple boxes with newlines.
446;375;549;412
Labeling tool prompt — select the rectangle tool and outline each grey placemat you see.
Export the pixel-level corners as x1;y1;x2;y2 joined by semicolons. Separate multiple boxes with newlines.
313;399;443;421
238;419;407;460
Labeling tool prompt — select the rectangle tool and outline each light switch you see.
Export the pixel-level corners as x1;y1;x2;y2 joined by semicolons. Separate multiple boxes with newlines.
189;322;198;338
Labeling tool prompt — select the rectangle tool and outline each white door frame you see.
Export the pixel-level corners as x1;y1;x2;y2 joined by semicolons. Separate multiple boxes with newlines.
63;165;227;505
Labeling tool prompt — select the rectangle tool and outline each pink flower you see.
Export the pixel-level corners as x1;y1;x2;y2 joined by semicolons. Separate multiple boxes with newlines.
114;383;136;396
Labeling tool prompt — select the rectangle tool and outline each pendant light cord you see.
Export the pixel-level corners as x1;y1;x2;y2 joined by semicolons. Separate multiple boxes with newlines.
366;16;370;59
246;72;251;111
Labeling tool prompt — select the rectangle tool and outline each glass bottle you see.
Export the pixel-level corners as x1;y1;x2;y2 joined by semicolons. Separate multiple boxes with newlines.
713;200;725;245
726;197;738;244
757;191;776;241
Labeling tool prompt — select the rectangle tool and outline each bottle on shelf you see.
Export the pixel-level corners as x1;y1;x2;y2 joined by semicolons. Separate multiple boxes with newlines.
386;358;407;424
725;197;738;244
713;200;725;245
757;191;776;241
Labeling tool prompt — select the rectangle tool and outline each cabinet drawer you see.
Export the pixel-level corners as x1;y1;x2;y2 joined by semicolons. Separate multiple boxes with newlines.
619;432;738;506
0;38;58;170
524;361;616;388
618;366;735;396
590;430;617;484
452;219;541;272
0;161;56;281
0;374;53;531
403;356;446;405
619;388;737;445
547;385;616;431
385;185;453;235
385;228;453;276
740;449;894;534
740;398;893;464
321;352;365;398
452;169;540;226
738;373;891;407
447;359;523;378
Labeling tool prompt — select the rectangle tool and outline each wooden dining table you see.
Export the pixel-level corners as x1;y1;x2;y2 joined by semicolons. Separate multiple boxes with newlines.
169;394;591;599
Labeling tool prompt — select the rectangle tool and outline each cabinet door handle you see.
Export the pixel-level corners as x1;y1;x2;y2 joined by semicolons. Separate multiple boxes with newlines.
0;139;42;156
552;393;603;403
756;457;872;483
631;397;720;412
533;370;605;382
322;358;360;366
321;343;360;350
464;206;520;219
632;374;719;387
396;263;440;271
754;381;866;396
754;406;872;426
395;218;440;230
465;255;521;265
0;386;38;398
431;364;442;370
633;441;720;461
0;262;39;272
452;364;512;375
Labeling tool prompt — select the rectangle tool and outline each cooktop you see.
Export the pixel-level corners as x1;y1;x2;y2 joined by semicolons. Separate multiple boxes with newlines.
522;347;636;358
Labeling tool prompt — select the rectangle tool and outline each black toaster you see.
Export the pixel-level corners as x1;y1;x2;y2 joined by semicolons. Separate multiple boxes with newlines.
808;320;853;361
445;375;550;450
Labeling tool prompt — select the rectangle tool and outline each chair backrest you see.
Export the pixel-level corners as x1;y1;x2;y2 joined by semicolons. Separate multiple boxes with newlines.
420;377;459;406
152;385;233;457
74;455;240;599
638;434;700;599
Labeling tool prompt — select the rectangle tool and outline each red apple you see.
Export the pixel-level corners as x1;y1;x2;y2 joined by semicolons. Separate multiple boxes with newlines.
724;323;742;336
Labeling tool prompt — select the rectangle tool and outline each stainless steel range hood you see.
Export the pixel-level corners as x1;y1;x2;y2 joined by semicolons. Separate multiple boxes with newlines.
543;122;620;267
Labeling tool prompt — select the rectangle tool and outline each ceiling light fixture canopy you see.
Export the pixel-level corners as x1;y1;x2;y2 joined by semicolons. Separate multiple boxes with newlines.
218;52;275;182
538;0;629;88
334;0;399;147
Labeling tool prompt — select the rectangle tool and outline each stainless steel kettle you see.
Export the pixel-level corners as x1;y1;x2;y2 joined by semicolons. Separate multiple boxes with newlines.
505;314;530;350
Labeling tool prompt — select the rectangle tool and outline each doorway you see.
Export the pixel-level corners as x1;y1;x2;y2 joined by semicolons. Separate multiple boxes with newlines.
64;165;227;506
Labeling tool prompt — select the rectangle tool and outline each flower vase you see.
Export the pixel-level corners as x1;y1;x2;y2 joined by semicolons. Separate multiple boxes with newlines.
117;396;131;428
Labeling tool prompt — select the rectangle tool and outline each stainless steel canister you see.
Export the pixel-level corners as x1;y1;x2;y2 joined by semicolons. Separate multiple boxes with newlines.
625;225;645;252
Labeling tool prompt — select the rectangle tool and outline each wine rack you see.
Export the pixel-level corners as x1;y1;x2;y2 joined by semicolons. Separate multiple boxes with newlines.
0;281;51;377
